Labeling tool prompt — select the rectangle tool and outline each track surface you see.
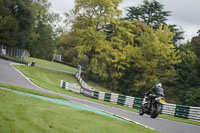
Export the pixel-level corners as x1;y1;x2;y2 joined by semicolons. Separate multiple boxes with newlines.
0;58;199;133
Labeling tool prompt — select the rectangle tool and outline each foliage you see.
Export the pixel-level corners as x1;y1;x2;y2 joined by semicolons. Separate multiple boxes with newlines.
176;42;199;89
0;0;62;59
184;87;200;106
0;0;33;47
124;0;184;44
169;30;200;106
57;32;77;63
28;0;61;59
89;19;136;81
0;15;18;46
191;30;200;66
71;0;123;78
175;31;200;106
130;25;180;94
125;0;170;29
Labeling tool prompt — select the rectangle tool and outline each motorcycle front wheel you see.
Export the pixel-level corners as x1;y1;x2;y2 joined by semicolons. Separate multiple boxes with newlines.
150;103;161;118
139;105;145;116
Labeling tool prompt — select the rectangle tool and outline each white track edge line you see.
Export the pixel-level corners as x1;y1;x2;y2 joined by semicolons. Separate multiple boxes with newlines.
10;63;44;90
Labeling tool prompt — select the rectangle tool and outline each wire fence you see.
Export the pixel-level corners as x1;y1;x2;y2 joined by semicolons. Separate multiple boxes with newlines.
0;44;30;62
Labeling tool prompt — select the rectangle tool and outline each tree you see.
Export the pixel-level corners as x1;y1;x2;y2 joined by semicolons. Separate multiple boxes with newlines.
191;30;200;59
124;0;184;44
89;19;136;80
130;25;180;95
0;0;18;46
184;87;200;106
71;0;123;77
174;42;200;105
125;0;170;29
57;32;79;64
176;42;199;89
28;0;61;59
190;30;200;85
0;0;33;47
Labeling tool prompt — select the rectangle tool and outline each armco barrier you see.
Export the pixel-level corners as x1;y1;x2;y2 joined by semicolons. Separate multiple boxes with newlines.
133;97;143;109
104;93;111;102
60;80;81;93
110;93;119;104
161;103;176;116
125;96;135;108
189;107;200;120
175;105;190;118
61;72;200;121
117;95;126;106
93;91;99;99
99;92;105;101
82;88;93;97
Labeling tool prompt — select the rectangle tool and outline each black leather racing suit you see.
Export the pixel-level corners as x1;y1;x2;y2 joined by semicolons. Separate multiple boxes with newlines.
146;86;165;108
146;86;165;97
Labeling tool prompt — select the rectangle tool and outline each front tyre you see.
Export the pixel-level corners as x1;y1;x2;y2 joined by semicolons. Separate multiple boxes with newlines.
150;103;161;118
139;105;145;116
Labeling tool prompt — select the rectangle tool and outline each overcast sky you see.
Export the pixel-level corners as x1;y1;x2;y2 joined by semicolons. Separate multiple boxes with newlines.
48;0;200;43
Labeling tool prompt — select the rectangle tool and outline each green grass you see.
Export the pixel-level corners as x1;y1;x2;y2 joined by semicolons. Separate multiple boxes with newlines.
28;57;111;92
28;57;77;72
0;89;161;133
14;65;138;111
0;83;66;100
86;80;113;93
158;114;200;126
14;65;200;126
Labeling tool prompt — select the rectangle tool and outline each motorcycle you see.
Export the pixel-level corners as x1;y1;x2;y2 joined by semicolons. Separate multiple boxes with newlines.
139;94;165;118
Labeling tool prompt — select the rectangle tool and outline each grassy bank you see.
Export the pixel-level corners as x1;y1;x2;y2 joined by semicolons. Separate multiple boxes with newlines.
0;83;66;100
28;57;77;72
0;88;160;133
28;57;112;93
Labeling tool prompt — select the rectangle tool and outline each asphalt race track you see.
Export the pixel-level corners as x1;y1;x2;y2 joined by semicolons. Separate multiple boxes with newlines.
0;58;199;133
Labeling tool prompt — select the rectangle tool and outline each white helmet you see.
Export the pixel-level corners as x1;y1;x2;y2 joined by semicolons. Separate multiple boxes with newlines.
156;82;162;88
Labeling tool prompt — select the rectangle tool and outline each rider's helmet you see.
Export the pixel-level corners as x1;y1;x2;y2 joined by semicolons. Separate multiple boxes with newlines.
155;82;162;88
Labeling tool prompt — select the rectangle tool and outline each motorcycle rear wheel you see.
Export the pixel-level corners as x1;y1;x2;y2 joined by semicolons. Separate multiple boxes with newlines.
150;103;161;118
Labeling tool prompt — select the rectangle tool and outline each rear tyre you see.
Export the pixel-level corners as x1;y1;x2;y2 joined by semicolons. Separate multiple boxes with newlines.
139;105;145;116
150;103;161;118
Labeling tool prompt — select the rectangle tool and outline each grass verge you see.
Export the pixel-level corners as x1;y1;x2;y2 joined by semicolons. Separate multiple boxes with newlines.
28;57;111;92
28;57;77;72
0;89;161;133
0;83;66;100
14;65;200;126
158;114;200;126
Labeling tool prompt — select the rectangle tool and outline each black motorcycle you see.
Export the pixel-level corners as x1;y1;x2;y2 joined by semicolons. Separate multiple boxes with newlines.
139;94;165;118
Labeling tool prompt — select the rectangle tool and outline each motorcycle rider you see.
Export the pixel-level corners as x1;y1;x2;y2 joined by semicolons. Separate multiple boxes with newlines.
145;82;165;109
